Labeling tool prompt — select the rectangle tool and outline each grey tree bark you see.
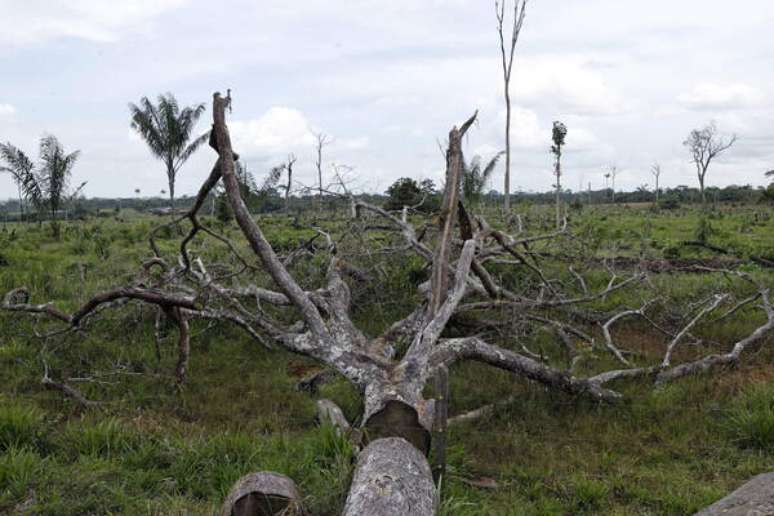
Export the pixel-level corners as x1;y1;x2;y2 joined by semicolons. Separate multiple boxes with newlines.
496;0;526;212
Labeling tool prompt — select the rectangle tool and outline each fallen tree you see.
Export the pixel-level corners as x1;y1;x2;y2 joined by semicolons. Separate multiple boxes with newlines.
4;92;774;515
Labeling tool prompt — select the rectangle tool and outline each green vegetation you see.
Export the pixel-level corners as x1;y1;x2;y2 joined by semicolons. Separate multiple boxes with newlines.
1;203;773;514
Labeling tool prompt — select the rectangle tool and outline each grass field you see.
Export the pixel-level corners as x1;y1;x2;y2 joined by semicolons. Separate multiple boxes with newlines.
1;203;774;515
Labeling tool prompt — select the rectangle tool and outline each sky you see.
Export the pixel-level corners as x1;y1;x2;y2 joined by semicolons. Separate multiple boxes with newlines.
1;0;773;200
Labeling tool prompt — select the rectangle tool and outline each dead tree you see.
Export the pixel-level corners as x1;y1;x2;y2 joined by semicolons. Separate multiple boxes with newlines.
683;122;737;209
314;132;331;213
5;93;774;516
608;165;618;203
651;162;662;204
551;121;567;229
495;0;527;212
283;153;297;213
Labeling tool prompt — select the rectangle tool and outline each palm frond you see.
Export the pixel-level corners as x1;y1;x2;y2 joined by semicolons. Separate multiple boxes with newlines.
0;142;35;180
480;151;505;183
176;130;210;170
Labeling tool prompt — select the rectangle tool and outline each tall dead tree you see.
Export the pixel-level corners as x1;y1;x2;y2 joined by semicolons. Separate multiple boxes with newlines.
283;153;297;213
551;121;567;229
651;163;662;204
683;122;737;210
609;165;618;203
314;133;331;213
495;0;527;212
5;92;774;516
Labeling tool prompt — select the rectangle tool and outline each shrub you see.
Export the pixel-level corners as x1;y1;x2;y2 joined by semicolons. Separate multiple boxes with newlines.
658;197;681;210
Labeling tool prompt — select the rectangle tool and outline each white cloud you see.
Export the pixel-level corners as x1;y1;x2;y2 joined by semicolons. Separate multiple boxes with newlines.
516;55;628;115
678;83;765;110
0;0;187;46
0;104;16;116
230;107;317;157
508;107;545;150
336;137;370;151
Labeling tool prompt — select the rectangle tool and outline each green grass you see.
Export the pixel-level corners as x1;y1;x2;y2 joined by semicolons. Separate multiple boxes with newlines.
1;204;774;514
722;383;774;452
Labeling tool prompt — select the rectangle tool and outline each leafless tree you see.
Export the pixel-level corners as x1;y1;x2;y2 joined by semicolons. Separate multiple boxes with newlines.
5;93;774;516
683;122;737;209
608;165;618;203
314;132;332;212
651;163;662;204
495;0;527;212
551;121;567;229
283;153;297;213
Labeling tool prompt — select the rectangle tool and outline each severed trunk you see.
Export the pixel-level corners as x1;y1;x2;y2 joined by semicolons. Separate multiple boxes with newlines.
343;438;436;516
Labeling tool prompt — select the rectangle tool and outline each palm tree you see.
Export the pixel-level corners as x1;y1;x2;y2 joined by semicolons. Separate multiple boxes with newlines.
462;151;504;206
0;142;35;221
38;135;80;221
129;93;208;210
1;136;81;232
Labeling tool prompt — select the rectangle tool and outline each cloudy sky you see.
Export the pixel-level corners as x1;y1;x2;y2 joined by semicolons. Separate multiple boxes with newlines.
1;0;773;199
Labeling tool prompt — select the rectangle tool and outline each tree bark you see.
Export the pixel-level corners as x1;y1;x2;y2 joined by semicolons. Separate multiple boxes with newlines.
342;438;436;516
168;169;176;211
221;472;304;516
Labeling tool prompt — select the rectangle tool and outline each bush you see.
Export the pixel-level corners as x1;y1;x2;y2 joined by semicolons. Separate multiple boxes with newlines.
658;197;681;210
694;217;716;244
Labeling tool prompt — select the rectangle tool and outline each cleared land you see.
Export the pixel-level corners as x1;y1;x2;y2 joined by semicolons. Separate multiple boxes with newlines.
1;203;774;515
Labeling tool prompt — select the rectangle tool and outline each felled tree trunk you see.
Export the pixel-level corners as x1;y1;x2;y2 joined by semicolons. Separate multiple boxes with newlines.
342;438;436;516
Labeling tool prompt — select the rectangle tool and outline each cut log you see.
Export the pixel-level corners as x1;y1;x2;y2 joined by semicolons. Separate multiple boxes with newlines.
342;437;436;516
695;473;774;516
220;472;304;516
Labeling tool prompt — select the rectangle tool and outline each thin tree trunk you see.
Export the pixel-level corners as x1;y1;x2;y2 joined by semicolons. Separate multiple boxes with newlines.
655;176;659;203
168;166;176;211
17;184;24;222
699;172;706;210
504;91;511;212
285;164;292;214
555;153;562;229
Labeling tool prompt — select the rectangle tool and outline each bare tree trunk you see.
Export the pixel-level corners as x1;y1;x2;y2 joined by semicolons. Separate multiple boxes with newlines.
167;168;175;212
315;134;329;214
555;156;562;230
655;175;659;203
699;170;706;209
496;0;526;213
17;184;24;222
285;167;292;213
343;438;436;516
504;95;512;212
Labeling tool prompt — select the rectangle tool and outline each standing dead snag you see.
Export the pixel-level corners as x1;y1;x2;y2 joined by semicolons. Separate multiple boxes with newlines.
683;122;737;209
551;121;567;230
283;153;297;213
314;132;331;213
651;163;662;204
495;0;527;212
